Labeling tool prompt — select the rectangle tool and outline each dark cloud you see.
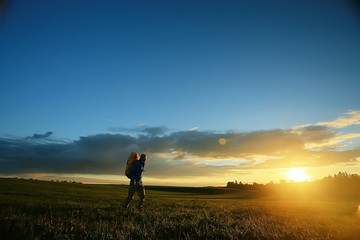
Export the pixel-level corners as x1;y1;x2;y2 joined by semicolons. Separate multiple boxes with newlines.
145;156;246;178
136;129;303;159
299;126;336;144
0;126;359;178
153;129;304;159
26;131;53;139
140;126;169;137
138;135;173;153
0;133;138;176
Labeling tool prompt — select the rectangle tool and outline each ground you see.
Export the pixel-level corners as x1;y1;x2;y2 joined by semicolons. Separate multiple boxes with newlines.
0;178;359;239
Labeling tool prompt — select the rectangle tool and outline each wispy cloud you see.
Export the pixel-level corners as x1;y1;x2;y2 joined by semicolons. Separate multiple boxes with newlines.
315;111;360;128
108;125;169;137
291;111;360;150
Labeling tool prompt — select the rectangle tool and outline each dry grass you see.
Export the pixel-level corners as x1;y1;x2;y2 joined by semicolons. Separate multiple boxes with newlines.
0;178;359;239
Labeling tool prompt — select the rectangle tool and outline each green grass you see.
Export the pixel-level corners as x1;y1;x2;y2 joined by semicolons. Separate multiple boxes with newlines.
0;178;359;239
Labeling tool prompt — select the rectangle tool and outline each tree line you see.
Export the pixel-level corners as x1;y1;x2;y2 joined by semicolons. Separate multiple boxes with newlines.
226;172;360;200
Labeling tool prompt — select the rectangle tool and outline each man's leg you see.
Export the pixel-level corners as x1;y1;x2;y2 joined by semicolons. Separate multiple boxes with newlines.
136;183;145;210
123;183;136;209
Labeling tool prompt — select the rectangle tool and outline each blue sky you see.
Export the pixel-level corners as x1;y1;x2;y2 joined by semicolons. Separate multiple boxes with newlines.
0;0;359;185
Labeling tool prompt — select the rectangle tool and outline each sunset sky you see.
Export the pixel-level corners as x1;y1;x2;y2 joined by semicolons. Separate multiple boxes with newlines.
1;0;360;186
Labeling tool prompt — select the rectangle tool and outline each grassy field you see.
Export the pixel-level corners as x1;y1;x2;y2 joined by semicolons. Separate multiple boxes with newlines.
0;178;359;239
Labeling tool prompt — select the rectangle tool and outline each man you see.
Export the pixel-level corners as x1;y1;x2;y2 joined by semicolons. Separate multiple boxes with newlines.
123;154;147;210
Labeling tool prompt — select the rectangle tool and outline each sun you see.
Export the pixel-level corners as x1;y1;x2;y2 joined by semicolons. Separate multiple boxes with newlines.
285;168;309;182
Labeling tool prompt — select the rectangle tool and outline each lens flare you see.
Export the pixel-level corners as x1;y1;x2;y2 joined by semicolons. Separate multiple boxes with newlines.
218;138;227;145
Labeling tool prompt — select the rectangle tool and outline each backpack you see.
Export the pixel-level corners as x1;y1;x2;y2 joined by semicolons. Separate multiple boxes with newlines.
125;152;138;178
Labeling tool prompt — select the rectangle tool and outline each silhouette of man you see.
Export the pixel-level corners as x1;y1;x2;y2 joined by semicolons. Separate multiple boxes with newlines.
123;154;147;210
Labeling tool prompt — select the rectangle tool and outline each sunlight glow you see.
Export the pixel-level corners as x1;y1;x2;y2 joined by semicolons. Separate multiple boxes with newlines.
285;168;309;182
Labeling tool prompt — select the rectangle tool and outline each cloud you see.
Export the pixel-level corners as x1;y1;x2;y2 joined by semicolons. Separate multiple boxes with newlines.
1;112;360;180
297;126;338;149
246;149;360;169
140;126;169;137
145;154;242;178
0;133;138;176
299;126;336;143
26;131;53;139
108;125;169;137
291;111;360;149
315;110;360;128
159;129;305;159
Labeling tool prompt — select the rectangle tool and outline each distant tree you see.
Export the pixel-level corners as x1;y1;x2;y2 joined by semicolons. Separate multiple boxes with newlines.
227;181;235;188
279;179;287;185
